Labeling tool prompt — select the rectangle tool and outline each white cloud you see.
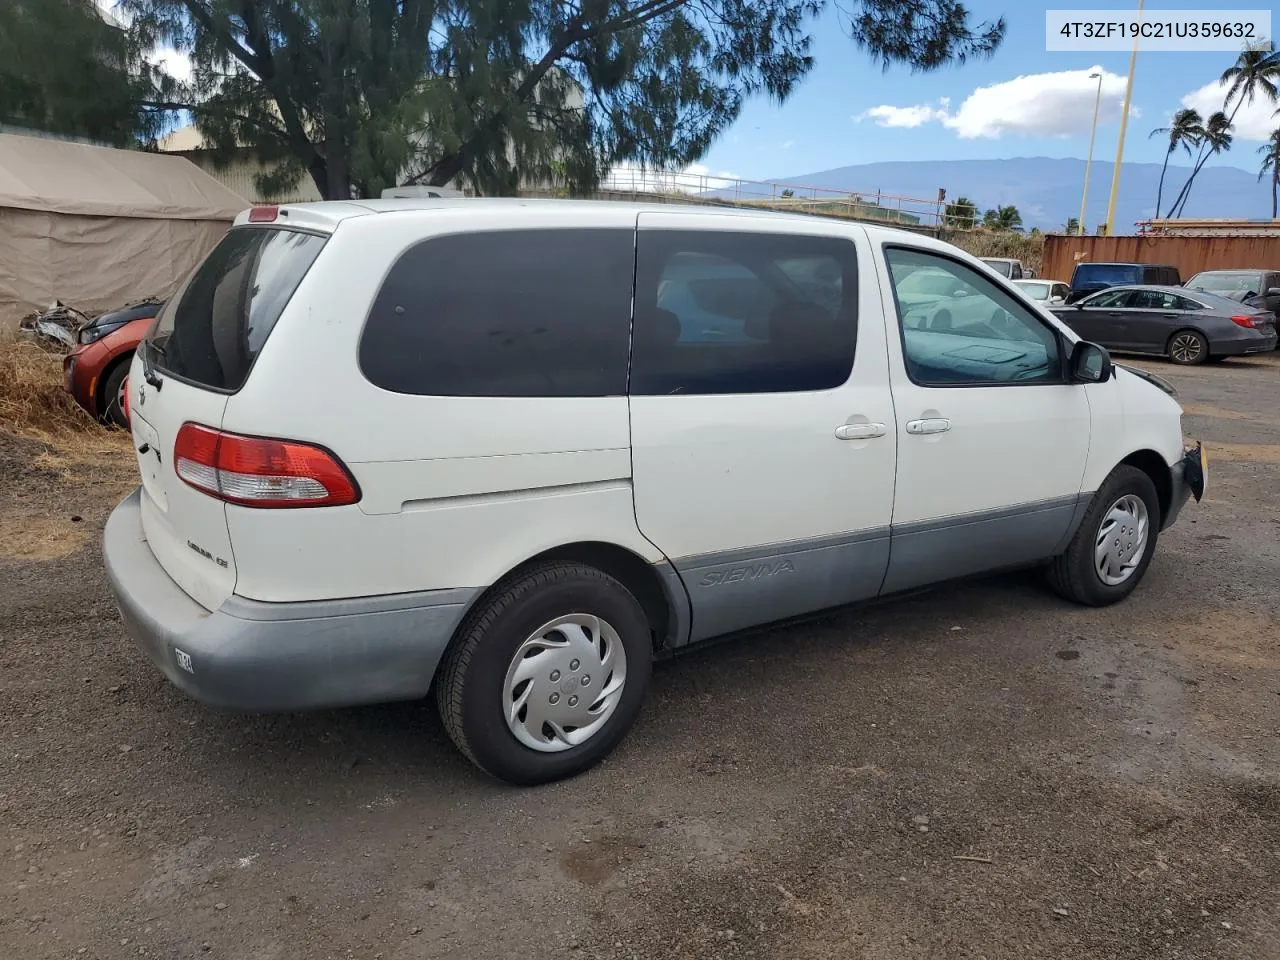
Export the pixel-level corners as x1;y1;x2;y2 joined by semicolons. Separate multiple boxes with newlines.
781;139;794;150
855;67;1135;140
856;103;950;129
96;0;192;85
1181;78;1279;141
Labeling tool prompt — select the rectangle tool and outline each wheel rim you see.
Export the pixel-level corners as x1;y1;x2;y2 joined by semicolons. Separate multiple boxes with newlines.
1171;334;1203;363
1094;494;1150;586
502;614;628;753
114;375;128;417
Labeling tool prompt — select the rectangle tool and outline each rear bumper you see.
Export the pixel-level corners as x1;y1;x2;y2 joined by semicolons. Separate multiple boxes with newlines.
1212;331;1277;356
1162;443;1205;531
103;488;476;711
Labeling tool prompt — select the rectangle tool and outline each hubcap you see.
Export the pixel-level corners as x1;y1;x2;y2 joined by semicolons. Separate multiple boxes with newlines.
1094;494;1150;586
501;614;627;753
1171;334;1202;363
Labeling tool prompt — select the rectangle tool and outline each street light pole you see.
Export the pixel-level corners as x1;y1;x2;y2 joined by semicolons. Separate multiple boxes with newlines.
1103;0;1143;235
1079;72;1103;235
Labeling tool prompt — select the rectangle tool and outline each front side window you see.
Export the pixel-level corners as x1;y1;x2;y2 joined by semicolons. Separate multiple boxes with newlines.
885;247;1061;386
360;229;634;397
1081;290;1135;308
632;231;857;395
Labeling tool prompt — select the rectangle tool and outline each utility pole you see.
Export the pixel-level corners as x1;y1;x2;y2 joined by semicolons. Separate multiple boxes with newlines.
1103;0;1143;235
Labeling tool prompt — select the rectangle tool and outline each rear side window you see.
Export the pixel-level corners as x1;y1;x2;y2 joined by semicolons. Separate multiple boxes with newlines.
631;230;857;395
360;229;633;397
148;228;326;392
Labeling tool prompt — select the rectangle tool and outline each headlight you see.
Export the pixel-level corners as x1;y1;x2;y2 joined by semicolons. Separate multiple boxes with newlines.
78;322;123;344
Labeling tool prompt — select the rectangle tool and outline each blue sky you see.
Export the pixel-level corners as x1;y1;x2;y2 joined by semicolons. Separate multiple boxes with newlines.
694;0;1276;180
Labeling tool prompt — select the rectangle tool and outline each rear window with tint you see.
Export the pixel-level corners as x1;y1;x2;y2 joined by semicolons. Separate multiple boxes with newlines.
359;229;634;397
1072;264;1141;287
147;228;326;392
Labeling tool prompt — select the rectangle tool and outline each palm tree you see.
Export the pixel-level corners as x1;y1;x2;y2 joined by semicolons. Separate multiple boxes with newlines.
944;196;978;228
1063;217;1080;234
1149;109;1204;218
1259;128;1280;219
982;205;1022;231
1220;45;1280;127
1167;112;1234;217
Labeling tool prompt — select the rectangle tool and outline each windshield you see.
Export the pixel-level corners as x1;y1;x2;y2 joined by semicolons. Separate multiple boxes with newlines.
1187;272;1263;295
1016;281;1052;300
981;259;1014;278
147;227;326;392
1072;264;1141;287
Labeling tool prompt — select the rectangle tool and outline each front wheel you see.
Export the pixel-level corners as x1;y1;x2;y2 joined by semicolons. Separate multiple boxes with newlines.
1168;330;1208;365
1047;465;1160;606
436;563;652;785
100;361;130;428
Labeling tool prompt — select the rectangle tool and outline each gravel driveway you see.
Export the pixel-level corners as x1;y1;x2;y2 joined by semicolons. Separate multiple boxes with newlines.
3;354;1278;960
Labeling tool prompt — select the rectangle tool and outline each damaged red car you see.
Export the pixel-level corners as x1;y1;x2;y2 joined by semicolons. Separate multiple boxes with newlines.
63;299;164;427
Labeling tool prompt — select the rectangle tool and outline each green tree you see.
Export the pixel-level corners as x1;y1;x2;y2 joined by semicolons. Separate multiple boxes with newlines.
1219;44;1280;127
982;204;1022;231
1259;127;1280;220
944;196;978;228
0;0;170;145
1167;111;1233;217
1148;108;1203;220
122;0;1006;200
1062;216;1080;234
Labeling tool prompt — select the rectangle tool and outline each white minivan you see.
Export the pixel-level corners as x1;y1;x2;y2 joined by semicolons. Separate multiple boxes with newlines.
104;200;1205;784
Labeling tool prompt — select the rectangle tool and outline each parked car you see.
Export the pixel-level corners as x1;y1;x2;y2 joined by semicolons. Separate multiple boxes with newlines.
1050;285;1277;364
103;200;1204;785
980;257;1029;280
1013;279;1071;305
63;299;164;427
1066;262;1181;303
1185;269;1280;314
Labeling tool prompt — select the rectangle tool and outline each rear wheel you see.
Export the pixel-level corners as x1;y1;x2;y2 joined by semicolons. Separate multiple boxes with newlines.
436;563;652;785
100;360;131;428
1167;330;1208;365
1047;465;1160;606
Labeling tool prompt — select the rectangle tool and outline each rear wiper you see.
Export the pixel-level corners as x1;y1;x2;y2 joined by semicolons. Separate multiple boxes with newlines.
142;338;165;390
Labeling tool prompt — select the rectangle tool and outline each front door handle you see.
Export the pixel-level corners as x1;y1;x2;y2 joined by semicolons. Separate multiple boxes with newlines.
906;418;951;435
835;422;887;440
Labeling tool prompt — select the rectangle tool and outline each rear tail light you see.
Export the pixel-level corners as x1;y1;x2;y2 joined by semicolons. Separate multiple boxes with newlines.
1230;314;1263;328
174;423;359;508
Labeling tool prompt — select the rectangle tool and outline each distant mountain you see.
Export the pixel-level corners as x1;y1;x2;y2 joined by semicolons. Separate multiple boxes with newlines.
767;157;1273;232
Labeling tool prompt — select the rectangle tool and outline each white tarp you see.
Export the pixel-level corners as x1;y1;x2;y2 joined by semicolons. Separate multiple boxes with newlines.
0;133;248;326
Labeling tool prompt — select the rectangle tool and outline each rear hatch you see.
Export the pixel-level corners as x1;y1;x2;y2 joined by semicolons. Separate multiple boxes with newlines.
130;225;327;611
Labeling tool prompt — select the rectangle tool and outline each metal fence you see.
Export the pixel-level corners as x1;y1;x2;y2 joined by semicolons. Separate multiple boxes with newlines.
1042;234;1280;283
590;167;948;230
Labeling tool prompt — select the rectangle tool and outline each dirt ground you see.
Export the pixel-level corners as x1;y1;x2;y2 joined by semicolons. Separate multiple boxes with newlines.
2;354;1279;960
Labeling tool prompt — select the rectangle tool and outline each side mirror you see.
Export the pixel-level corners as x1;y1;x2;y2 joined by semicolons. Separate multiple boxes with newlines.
1266;287;1280;298
1070;340;1113;383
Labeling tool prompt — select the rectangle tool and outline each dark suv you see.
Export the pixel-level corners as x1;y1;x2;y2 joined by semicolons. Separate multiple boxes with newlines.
1067;263;1181;303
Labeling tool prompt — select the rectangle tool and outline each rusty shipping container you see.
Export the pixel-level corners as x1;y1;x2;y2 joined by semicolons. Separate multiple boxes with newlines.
1040;235;1280;284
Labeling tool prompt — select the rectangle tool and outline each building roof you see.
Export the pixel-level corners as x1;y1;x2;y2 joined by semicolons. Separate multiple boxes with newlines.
0;132;247;220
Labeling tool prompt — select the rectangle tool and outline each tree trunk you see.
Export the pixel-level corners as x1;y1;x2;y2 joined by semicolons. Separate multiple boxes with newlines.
308;156;330;200
1273;171;1278;219
1155;152;1169;217
1165;142;1206;217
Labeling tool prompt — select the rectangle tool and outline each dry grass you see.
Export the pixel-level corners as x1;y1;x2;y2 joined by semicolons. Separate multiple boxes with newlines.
944;231;1047;275
0;336;103;440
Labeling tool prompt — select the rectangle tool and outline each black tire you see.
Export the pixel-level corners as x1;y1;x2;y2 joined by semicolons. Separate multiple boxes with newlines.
1167;329;1208;365
1047;465;1161;607
100;360;131;428
436;563;652;785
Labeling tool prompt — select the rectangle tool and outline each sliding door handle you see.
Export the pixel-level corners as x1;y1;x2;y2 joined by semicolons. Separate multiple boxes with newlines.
835;422;887;440
905;418;951;435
